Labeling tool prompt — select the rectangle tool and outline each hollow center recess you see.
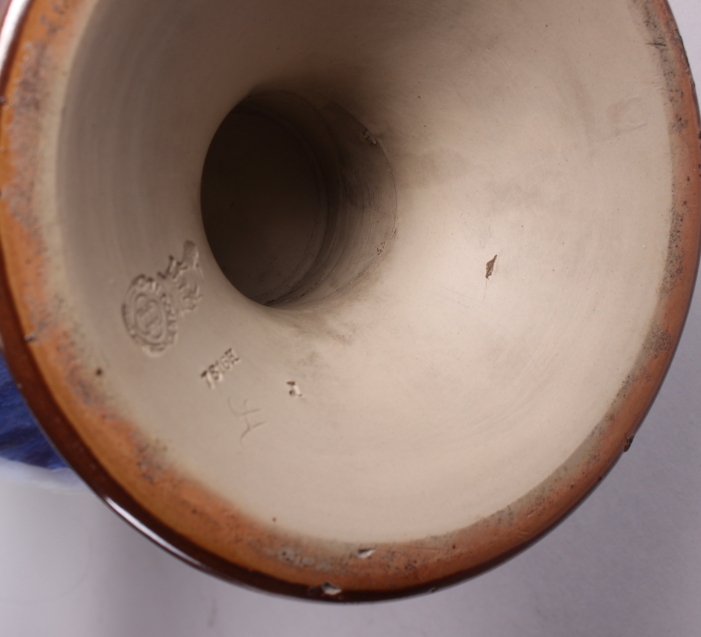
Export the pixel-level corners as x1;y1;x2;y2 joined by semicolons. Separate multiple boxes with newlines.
200;92;397;307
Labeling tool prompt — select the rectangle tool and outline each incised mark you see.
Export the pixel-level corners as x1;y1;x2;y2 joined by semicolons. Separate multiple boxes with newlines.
229;398;266;441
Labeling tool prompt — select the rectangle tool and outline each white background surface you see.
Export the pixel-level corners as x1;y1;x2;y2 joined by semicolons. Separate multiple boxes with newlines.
2;1;701;635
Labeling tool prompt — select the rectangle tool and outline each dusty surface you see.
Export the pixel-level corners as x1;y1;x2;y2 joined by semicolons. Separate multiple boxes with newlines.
0;0;698;599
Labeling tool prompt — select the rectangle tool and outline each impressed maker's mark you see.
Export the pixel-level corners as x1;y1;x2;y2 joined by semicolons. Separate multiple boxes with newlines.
122;241;204;355
201;348;240;389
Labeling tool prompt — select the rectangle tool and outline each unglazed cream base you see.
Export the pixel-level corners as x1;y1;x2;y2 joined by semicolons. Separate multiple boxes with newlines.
0;0;698;597
44;0;672;543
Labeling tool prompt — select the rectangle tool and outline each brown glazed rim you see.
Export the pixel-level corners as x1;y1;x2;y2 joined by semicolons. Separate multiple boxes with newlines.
0;0;699;602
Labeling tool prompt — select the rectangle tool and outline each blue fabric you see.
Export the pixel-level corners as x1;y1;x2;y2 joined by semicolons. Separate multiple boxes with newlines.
0;352;66;469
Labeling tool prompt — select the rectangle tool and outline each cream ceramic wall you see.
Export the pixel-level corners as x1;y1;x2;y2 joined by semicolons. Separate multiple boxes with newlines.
1;0;700;635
